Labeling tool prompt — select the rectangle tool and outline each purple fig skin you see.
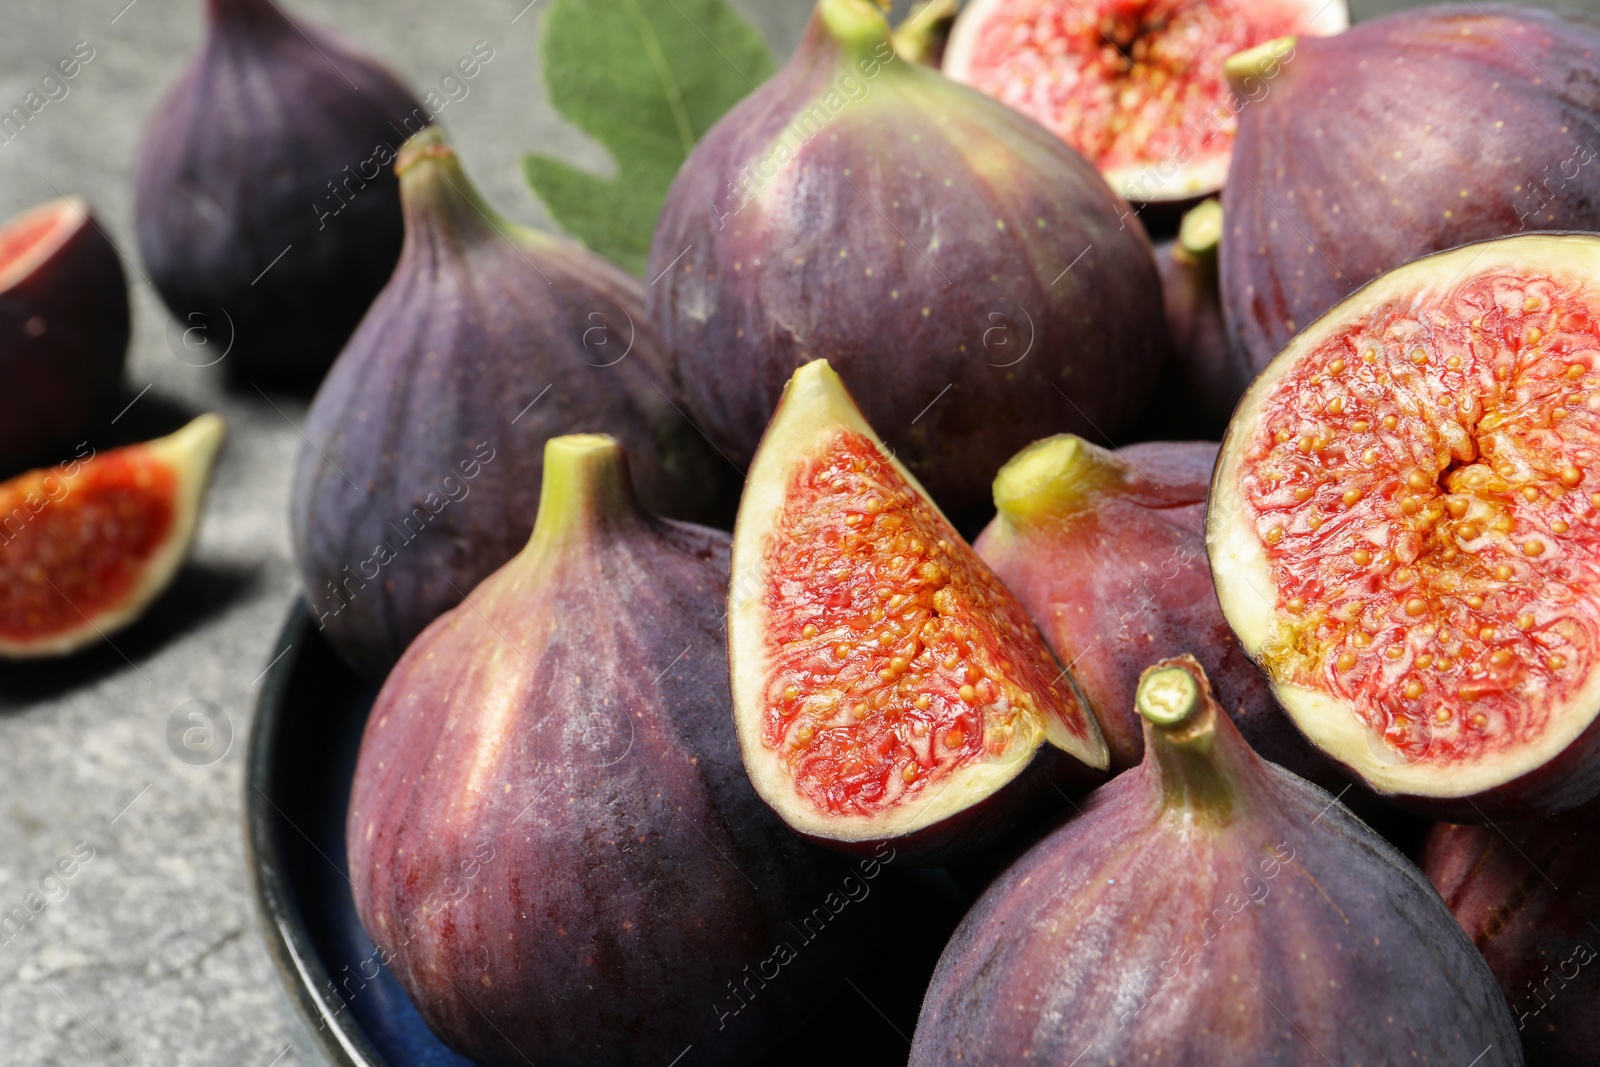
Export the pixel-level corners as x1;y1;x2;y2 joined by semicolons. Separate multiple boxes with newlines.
0;199;127;474
911;656;1524;1067
647;0;1167;520
1221;6;1600;373
974;437;1328;782
292;130;735;679
134;0;425;385
346;435;868;1067
1423;801;1600;1066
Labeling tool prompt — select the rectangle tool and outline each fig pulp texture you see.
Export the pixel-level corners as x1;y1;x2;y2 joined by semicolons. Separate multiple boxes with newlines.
911;656;1522;1067
1209;234;1600;821
347;435;866;1067
1222;6;1600;372
1423;803;1600;1066
974;434;1323;780
0;197;128;475
0;415;224;658
728;360;1108;862
293;129;732;679
135;0;424;385
942;0;1347;204
649;0;1167;520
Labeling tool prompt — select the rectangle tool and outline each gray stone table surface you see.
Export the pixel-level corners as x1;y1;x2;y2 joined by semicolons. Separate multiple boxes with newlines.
0;0;1589;1063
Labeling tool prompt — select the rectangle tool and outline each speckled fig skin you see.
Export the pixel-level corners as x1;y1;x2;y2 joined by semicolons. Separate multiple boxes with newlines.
135;0;423;385
911;657;1524;1067
1423;801;1600;1066
975;437;1328;782
292;130;733;679
647;0;1166;520
1222;6;1600;373
0;199;127;475
346;436;868;1067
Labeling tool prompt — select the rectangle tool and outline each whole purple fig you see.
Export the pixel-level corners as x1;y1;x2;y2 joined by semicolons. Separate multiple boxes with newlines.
292;128;734;678
346;434;871;1067
0;197;127;474
1423;801;1600;1065
912;657;1522;1067
1221;6;1600;372
648;0;1167;520
134;0;425;385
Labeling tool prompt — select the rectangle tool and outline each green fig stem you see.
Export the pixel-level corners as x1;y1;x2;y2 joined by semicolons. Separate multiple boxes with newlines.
1136;659;1238;820
1223;36;1296;99
990;435;1121;524
396;127;548;251
819;0;897;63
525;435;643;559
1178;198;1222;261
891;0;957;65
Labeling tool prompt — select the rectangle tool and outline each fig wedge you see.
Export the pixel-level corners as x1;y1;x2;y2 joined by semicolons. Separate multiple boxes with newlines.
729;360;1107;861
0;415;225;658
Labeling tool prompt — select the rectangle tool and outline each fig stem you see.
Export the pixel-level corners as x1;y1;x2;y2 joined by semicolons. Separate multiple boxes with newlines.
1223;37;1297;99
1177;199;1222;262
396;127;546;251
1137;666;1200;725
820;0;896;60
990;435;1119;523
1136;659;1237;819
525;435;642;557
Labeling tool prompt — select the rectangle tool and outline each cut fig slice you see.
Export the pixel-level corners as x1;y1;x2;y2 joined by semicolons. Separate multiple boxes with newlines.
0;415;225;658
729;360;1107;858
1209;234;1600;819
942;0;1347;203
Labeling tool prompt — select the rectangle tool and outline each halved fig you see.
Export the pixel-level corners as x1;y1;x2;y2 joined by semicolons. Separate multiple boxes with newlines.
0;415;225;658
942;0;1347;204
975;434;1326;781
1209;234;1600;820
0;197;129;474
729;360;1108;860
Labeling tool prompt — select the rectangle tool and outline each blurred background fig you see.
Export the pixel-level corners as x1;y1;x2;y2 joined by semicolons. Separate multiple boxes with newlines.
728;361;1108;863
1423;801;1600;1066
1222;6;1600;372
134;0;424;386
347;434;869;1067
942;0;1347;207
911;657;1522;1067
292;129;733;678
0;197;128;475
974;434;1326;781
649;0;1168;522
0;415;224;658
1210;234;1600;822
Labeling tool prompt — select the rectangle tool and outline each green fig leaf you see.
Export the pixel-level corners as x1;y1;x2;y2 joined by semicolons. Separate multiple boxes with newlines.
524;0;774;274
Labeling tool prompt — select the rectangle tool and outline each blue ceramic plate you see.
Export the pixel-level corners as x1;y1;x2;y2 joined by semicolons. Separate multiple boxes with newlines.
245;602;970;1066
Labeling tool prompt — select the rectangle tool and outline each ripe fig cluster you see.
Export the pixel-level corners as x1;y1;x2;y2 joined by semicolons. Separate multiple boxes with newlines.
23;0;1593;1061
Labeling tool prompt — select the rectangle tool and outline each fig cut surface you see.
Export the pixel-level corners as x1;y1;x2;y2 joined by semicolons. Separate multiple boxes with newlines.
943;0;1347;202
1209;234;1600;817
0;415;225;657
730;360;1107;848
